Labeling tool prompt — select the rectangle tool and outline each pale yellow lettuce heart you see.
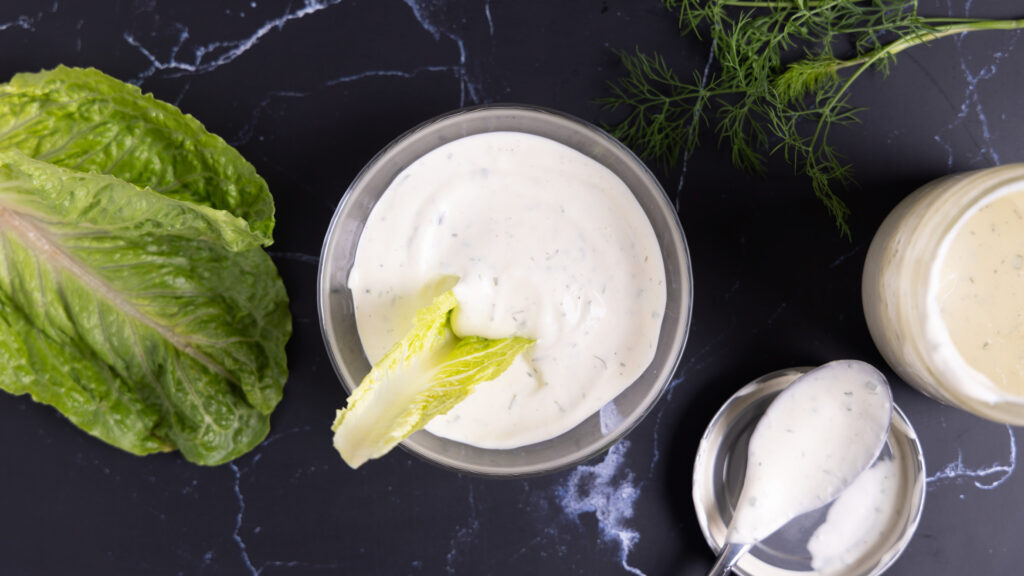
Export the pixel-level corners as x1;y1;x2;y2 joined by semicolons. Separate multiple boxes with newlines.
332;290;532;468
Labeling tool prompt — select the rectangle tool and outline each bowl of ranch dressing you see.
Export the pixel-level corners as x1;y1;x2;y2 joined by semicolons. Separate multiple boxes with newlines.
318;105;692;476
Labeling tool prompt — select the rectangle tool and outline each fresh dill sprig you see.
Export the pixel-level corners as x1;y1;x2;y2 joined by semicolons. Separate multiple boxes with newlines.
601;0;1024;237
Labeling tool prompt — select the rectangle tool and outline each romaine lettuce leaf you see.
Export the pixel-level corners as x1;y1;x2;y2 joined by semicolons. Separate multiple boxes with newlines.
332;290;532;469
0;66;275;244
0;151;290;465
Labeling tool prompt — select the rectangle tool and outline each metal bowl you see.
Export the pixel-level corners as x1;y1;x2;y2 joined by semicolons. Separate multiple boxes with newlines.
693;367;926;575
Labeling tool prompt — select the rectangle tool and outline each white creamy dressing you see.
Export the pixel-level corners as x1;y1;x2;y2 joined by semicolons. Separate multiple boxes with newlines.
931;188;1024;400
807;458;900;573
348;131;666;449
727;360;892;544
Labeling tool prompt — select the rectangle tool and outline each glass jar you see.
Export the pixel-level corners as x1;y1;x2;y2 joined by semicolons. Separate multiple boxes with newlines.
862;164;1024;424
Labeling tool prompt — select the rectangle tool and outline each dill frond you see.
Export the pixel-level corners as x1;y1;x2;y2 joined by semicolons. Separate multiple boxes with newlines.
604;0;1024;237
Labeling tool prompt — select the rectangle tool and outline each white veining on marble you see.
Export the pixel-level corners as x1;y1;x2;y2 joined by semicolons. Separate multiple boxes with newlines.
484;0;494;37
445;483;481;574
401;0;441;40
225;426;328;575
647;317;733;473
325;65;456;86
229;461;260;576
200;549;215;569
558;441;646;576
933;134;955;172
764;300;789;327
0;1;58;33
231;90;311;146
723;279;742;300
950;38;1009;167
933;0;1020;170
72;452;120;481
262;425;314;448
668;320;735;397
120;0;488;149
267;251;321;266
0;14;38;32
827;244;864;269
928;425;1017;490
170;77;194;107
646;383;681;474
230;65;459;146
675;39;718;210
401;0;483;106
124;0;345;83
649;319;737;472
260;559;344;572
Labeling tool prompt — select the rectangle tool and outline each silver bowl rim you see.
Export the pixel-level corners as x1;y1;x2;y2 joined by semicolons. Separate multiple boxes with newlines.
691;367;927;575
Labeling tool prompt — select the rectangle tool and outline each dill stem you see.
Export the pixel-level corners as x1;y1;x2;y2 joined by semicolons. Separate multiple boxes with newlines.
720;0;826;7
809;17;1024;152
919;17;1024;26
831;18;1024;73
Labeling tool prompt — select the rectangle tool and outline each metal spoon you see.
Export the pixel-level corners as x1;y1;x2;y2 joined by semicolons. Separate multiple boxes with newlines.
707;360;894;576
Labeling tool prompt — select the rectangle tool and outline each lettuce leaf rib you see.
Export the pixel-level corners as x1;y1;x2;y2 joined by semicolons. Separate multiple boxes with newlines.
0;289;173;455
332;291;532;469
0;207;234;385
0;152;289;465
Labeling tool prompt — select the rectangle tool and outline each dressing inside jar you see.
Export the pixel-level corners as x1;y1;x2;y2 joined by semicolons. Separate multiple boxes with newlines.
863;164;1024;423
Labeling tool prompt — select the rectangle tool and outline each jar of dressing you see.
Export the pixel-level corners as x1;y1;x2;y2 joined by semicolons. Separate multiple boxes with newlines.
863;164;1024;424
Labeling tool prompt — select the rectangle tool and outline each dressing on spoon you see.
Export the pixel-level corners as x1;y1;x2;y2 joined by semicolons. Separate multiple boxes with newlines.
709;360;893;575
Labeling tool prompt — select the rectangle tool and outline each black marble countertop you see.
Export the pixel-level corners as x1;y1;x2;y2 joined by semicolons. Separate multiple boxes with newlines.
1;1;1021;574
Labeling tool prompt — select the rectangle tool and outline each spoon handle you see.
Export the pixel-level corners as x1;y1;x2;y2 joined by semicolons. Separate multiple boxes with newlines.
707;541;753;576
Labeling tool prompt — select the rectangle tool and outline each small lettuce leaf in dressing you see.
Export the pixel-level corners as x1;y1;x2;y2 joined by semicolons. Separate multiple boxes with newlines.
0;151;290;465
0;66;275;244
332;290;532;469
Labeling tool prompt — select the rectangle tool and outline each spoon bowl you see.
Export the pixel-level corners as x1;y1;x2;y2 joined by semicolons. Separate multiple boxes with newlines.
707;360;894;576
